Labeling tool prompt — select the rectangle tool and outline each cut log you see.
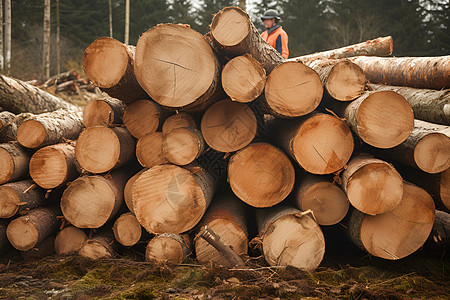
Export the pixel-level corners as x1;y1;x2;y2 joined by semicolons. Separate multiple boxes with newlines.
0;219;11;254
222;54;266;103
228;143;295;207
133;164;217;234
195;193;248;266
42;70;80;88
75;126;135;174
350;55;450;90
256;206;325;271
6;206;60;251
83;97;126;127
348;182;435;260
112;212;142;247
29;142;79;189
426;210;450;250
0;74;77;114
342;155;403;215
0;142;31;184
17;109;84;149
124;169;145;214
82;37;147;103
61;170;130;228
162;113;197;135
136;132;167;168
275;113;354;174
79;228;117;259
145;233;191;265
295;174;349;226
135;24;222;111
54;226;88;255
162;127;205;166
123;99;166;139
368;84;450;125
201;99;257;152
21;236;55;260
0;111;17;142
0;180;46;218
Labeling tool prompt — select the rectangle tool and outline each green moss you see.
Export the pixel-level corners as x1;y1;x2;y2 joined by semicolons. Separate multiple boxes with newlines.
171;267;205;289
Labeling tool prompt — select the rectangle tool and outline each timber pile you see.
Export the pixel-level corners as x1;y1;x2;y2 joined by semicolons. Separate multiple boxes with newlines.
0;7;449;270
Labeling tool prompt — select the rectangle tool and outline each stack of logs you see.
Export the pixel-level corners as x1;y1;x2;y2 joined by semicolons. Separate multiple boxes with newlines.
0;7;449;270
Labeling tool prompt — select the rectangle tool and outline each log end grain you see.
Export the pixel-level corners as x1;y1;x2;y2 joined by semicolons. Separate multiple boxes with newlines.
0;147;15;184
123;99;161;139
162;113;197;135
414;133;450;174
162;127;204;166
83;99;122;127
79;240;114;259
145;234;189;265
441;169;450;210
326;60;366;101
210;7;250;47
0;185;22;218
17;119;46;149
6;217;40;251
54;226;88;255
136;132;167;168
113;212;142;246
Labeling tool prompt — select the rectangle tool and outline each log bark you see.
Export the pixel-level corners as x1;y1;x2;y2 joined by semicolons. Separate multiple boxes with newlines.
350;55;450;90
42;69;80;88
162;113;197;135
124;169;145;214
256;206;325;271
135;24;223;112
0;180;46;218
227;143;295;207
17;109;84;149
123;99;166;139
145;233;191;265
341;155;403;216
368;83;450;125
82;37;147;104
79;228;117;259
112;212;143;247
21;236;55;260
162;127;205;166
0;111;17;142
83;97;126;127
136;132;167;168
426;210;450;250
75;126;135;174
54;226;88;255
0;219;11;254
348;182;435;260
0;141;31;184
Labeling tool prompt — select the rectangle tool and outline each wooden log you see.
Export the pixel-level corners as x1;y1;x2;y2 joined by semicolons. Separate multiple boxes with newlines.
112;212;142;247
124;169;145;214
275;113;354;174
6;206;60;251
228;143;295;207
83;97;126;127
0;180;46;218
201;99;257;153
29;142;79;189
17;109;84;149
162;113;197;135
162;127;205;166
0;219;11;254
145;233;191;265
0;142;31;184
295;174;349;226
222;54;266;103
54;226;88;255
342;155;403;215
135;24;222;112
133;164;217;234
82;37;147;103
79;228;117;259
350;55;450;90
0;74;77;114
21;236;55;260
256;206;325;271
123;99;166;139
348;182;435;260
426;210;450;250
0;111;17;142
368;84;450;125
42;70;80;88
75;126;135;174
136;132;167;168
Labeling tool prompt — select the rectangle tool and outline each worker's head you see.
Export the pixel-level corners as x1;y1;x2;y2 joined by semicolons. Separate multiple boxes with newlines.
261;9;281;29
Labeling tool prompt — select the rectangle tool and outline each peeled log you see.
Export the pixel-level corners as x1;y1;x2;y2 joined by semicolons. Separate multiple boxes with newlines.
123;99;166;139
83;97;126;127
54;226;88;255
113;212;142;247
135;24;222;112
162;127;205;166
162;113;197;135
82;37;147;103
75;126;135;174
256;206;325;271
146;233;191;265
79;229;117;259
350;56;450;90
0;142;30;184
0;180;46;218
17;109;84;149
348;182;435;260
201;99;257;152
0;111;17;142
342;156;403;216
133;164;217;234
136;132;167;168
228;143;295;208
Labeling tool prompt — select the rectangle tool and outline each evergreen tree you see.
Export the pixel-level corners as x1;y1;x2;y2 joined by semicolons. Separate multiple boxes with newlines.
168;0;196;25
195;0;238;34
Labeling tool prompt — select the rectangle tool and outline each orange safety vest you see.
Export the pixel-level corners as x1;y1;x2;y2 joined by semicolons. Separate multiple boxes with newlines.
261;25;289;59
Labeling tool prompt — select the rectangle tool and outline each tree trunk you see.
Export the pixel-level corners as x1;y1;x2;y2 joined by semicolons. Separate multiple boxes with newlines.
43;0;51;80
0;111;17;142
145;233;191;265
112;212;143;247
295;174;349;226
82;37;147;103
0;180;46;218
83;97;126;127
350;55;450;90
79;228;117;259
54;226;88;255
0;141;31;184
17;109;84;149
136;132;167;168
124;169;145;214
29;142;79;189
133;163;217;234
256;206;325;271
341;155;403;216
135;24;223;112
123;99;166;139
6;206;60;251
75;126;135;174
222;54;266;103
0;74;77;114
368;83;450;125
162;127;205;166
228;143;295;208
348;182;435;260
201;99;257;153
426;210;450;250
162;112;197;135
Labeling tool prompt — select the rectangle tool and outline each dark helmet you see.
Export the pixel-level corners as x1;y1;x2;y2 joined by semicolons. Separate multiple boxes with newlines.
261;9;281;21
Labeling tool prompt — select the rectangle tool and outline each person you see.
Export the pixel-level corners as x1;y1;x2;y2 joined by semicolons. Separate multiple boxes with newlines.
260;9;289;59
